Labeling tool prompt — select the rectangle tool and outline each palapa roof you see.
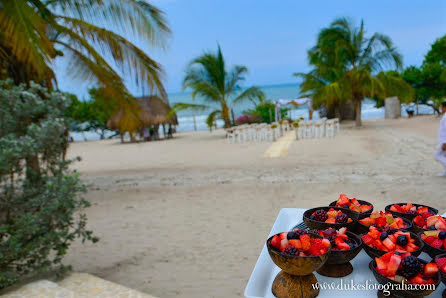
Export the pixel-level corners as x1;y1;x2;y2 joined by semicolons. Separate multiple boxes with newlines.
107;95;178;132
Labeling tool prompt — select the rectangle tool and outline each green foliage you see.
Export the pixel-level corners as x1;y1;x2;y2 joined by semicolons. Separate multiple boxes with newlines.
0;0;170;107
66;88;116;139
244;101;288;124
0;80;97;289
172;46;264;129
401;35;446;113
298;17;412;126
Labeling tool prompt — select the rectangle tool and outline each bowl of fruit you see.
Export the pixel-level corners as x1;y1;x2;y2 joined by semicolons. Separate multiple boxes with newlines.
418;230;446;258
361;226;423;259
434;254;446;285
303;207;358;231
370;252;440;297
412;215;446;234
356;211;411;234
266;229;331;276
385;203;438;221
329;194;373;219
312;227;362;277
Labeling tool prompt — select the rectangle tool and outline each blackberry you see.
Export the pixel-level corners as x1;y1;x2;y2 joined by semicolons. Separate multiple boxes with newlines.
313;209;328;222
430;225;437;230
289;229;307;239
381;226;397;235
308;229;320;235
283;245;299;256
439;231;446;240
401;256;420;279
335;213;348;224
327;236;336;247
345;238;356;248
380;232;388;241
323;228;337;237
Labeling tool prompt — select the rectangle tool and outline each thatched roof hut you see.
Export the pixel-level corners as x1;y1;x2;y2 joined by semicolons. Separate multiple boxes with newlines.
107;96;178;132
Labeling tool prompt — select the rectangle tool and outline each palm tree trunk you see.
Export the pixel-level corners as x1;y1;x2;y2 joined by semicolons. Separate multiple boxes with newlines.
221;104;231;128
355;99;362;127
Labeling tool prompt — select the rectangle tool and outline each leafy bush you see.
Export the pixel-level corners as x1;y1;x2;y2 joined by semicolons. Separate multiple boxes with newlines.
235;114;261;125
244;102;288;124
0;80;97;288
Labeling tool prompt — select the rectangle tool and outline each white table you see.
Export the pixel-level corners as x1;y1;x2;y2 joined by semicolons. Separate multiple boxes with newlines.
244;208;445;298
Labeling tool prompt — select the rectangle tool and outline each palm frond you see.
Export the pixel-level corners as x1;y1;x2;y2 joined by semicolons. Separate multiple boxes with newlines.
205;110;221;131
230;86;265;107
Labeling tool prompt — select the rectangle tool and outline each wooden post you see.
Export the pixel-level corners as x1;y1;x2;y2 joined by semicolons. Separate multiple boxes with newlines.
231;108;236;126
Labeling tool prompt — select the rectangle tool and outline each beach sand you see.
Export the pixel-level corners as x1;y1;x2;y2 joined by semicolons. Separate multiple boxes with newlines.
64;115;445;298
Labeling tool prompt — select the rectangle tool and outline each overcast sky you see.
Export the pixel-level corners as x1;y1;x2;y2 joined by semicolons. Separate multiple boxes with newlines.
56;0;446;97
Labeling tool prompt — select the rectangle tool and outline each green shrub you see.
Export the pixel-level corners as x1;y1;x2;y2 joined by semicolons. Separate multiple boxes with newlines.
0;80;97;288
244;102;288;124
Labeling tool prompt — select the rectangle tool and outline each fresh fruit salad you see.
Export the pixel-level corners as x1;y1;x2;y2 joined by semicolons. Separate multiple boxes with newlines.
270;229;330;256
310;208;353;224
374;252;438;284
389;203;433;216
315;227;359;250
414;215;446;231
420;230;446;250
359;211;407;229
435;256;446;274
361;226;419;252
334;194;372;213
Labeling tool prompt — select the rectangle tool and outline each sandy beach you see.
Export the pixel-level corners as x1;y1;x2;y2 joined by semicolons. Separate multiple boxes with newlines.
64;116;445;298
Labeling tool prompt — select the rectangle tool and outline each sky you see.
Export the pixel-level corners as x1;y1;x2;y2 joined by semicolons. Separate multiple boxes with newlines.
57;0;446;97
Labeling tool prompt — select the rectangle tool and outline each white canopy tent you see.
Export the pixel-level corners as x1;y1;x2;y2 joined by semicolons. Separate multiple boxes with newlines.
274;97;313;122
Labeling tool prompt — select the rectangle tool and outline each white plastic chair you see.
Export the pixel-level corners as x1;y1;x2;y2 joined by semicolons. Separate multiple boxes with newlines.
325;120;335;138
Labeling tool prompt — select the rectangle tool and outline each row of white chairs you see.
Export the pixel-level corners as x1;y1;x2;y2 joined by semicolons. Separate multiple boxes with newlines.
225;118;340;143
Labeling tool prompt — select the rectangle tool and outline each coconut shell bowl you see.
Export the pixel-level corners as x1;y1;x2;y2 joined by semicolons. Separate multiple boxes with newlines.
329;199;374;219
369;258;440;298
434;253;446;286
316;231;363;278
266;232;330;298
385;203;438;221
303;206;359;231
418;231;446;258
361;231;424;259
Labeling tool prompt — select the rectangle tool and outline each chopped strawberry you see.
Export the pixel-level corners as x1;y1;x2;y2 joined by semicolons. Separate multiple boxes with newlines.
351;198;360;206
409;273;426;285
336;194;350;206
325;218;336;223
335;237;351;250
361;234;374;246
435;257;446;274
375;217;387;227
279;232;288;240
359;204;372;212
417;206;429;214
321;238;331;249
424;236;437;244
349;204;361;212
338;227;347;235
300;234;311;251
383;238;396;250
289;239;302;249
431;239;444;249
386;254;401;276
421;212;433;219
424;263;438;276
271;235;281;249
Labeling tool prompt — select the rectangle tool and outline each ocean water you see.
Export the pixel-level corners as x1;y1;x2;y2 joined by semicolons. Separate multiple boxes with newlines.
70;83;435;141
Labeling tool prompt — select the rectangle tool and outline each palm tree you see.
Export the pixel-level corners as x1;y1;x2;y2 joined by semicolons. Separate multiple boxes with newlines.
173;46;264;129
0;0;169;109
299;18;412;126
